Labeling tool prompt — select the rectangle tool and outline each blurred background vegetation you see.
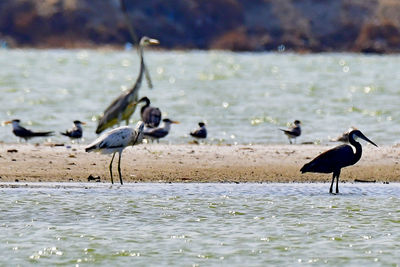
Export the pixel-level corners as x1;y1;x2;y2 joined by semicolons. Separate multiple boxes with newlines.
1;0;400;52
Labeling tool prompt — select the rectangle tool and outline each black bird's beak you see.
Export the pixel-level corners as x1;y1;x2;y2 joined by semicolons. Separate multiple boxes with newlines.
358;132;378;147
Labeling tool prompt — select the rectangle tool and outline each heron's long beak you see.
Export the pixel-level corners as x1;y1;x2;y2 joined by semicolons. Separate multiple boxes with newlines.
81;122;87;125
358;132;378;147
4;121;12;125
172;121;180;124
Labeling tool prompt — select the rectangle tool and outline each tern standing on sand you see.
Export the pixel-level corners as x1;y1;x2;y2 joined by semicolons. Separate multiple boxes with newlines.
86;121;144;185
190;122;207;139
61;120;85;140
5;119;53;141
143;118;179;143
280;120;301;144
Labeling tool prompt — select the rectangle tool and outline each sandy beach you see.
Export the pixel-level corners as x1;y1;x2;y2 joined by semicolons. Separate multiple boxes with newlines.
0;143;398;184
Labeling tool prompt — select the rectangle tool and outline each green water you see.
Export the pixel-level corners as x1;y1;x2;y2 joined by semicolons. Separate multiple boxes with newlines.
0;183;399;266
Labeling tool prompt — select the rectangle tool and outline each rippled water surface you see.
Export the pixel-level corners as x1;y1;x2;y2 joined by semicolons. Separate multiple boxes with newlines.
0;183;400;266
1;49;400;144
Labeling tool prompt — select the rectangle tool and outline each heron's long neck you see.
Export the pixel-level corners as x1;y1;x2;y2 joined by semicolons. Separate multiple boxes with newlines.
349;139;362;165
128;45;145;94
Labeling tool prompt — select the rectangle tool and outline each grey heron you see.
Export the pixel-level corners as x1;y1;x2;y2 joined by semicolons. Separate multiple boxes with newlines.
280;120;301;144
300;129;377;194
5;119;53;141
86;121;145;185
95;36;159;134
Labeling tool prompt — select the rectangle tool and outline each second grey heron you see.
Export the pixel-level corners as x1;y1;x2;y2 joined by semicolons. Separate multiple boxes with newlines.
95;36;159;134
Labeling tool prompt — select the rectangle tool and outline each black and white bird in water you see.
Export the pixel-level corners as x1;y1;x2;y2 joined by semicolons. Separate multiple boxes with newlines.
5;119;53;141
330;127;357;143
85;121;145;185
61;120;85;140
144;118;179;143
137;96;162;128
190;122;207;139
280;120;301;144
300;129;378;194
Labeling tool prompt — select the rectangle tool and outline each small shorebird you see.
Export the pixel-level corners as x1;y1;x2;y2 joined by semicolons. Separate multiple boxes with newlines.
61;120;85;140
330;127;357;143
85;121;144;185
190;122;207;139
144;118;179;143
5;119;53;141
300;129;377;194
280;120;301;144
137;96;162;128
96;36;159;134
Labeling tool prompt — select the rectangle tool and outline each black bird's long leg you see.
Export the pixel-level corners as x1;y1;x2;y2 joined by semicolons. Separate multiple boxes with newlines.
335;170;341;194
118;152;123;185
109;152;116;184
329;172;335;194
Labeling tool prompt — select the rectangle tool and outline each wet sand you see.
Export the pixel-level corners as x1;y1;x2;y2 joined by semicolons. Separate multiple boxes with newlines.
0;143;399;184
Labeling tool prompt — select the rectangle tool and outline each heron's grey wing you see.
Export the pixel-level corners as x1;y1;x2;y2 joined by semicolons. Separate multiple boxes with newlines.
98;127;134;149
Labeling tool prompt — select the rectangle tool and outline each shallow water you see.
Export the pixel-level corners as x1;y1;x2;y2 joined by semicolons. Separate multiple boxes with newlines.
1;183;400;266
1;49;400;145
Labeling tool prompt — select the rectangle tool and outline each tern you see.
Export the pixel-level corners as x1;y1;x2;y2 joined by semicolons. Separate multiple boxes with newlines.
143;118;179;143
61;120;85;140
5;119;53;141
190;122;207;139
280;120;301;144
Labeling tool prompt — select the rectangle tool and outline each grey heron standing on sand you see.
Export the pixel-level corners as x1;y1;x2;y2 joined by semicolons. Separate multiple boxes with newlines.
95;36;159;134
137;96;162;128
280;120;301;144
144;118;179;143
300;129;378;194
86;121;145;185
61;120;85;140
5;119;53;141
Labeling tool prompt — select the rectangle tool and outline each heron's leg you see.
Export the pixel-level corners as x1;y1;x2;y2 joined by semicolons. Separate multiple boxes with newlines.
335;170;341;194
329;172;335;194
289;138;292;144
109;152;116;184
125;119;129;125
118;152;123;185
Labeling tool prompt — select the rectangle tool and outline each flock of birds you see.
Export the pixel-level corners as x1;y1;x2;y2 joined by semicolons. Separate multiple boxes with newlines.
4;36;379;193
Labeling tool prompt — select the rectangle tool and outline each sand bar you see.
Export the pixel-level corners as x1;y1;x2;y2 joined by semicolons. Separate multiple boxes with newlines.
0;143;399;184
